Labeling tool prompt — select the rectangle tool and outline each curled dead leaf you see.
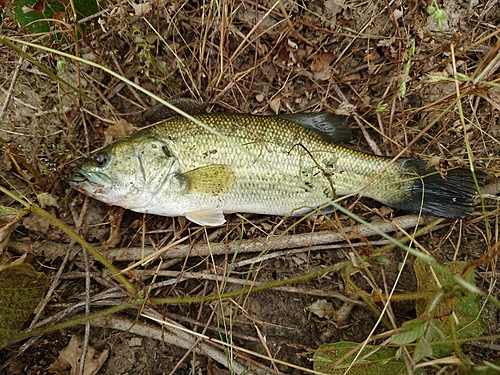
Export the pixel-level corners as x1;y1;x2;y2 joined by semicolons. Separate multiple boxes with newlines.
101;207;124;249
48;335;109;375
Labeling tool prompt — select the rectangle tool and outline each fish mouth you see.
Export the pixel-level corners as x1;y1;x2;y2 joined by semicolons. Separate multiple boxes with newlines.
69;168;117;204
69;168;111;190
68;168;91;188
69;173;86;185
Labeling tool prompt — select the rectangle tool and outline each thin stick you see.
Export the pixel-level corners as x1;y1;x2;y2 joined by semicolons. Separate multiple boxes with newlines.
104;214;426;261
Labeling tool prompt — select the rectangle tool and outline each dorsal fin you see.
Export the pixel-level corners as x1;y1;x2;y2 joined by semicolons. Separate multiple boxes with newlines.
144;98;207;124
276;112;352;143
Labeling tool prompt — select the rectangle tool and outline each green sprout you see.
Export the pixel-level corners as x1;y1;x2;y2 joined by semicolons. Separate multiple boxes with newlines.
427;0;447;31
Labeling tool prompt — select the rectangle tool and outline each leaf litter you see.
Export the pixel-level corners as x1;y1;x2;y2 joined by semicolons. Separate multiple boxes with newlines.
0;0;499;374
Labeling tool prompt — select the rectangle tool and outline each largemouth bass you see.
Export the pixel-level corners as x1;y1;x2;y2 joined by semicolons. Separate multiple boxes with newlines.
71;113;483;226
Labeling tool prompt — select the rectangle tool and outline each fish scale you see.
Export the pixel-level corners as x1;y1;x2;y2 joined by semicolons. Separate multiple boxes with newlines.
71;112;483;226
150;115;353;211
150;114;393;197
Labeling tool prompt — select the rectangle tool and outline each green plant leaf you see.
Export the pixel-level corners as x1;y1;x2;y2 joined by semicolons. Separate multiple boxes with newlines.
391;317;427;345
8;0;102;39
465;359;500;375
9;0;66;34
0;207;19;216
425;321;446;342
414;259;486;357
313;342;425;374
0;263;49;348
376;102;389;113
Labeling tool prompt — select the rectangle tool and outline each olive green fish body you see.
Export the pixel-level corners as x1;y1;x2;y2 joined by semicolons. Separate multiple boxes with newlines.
71;113;482;226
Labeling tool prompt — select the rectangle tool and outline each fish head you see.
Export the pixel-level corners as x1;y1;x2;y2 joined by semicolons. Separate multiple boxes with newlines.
70;134;178;210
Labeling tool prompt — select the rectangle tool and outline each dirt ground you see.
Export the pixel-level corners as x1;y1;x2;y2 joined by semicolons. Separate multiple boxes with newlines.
1;1;500;374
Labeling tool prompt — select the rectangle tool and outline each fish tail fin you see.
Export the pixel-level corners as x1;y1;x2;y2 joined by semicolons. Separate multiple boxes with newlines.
390;159;485;219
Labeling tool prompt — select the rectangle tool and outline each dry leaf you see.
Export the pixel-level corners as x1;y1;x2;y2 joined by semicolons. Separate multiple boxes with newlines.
292;253;308;266
273;45;290;65
269;97;281;114
8;358;25;375
128;337;143;347
310;59;324;72
0;208;20;254
338;17;354;27
393;8;403;19
104;118;138;145
425;155;442;170
207;360;230;375
274;39;299;66
378;205;394;218
306;299;335;319
287;38;298;49
21;5;34;13
101;207;124;249
53;12;66;22
313;67;332;81
133;2;152;17
48;335;108;375
37;192;59;209
32;1;44;13
10;253;28;266
324;0;346;17
377;36;396;48
320;51;335;64
334;103;356;116
22;214;51;235
174;216;186;239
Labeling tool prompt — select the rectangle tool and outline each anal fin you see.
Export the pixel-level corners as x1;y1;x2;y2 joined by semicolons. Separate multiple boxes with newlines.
186;208;226;226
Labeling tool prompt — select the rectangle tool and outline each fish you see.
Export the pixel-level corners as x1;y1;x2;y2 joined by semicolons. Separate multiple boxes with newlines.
70;112;484;226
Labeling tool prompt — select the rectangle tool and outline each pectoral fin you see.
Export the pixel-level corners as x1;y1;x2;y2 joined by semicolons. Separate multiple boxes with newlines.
186;208;226;226
180;164;234;195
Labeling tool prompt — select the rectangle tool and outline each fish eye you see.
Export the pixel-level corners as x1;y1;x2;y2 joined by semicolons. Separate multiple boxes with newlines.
94;152;109;167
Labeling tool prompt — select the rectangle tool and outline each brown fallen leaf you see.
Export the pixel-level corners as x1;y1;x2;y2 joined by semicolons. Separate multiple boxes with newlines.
207;359;230;375
425;155;442;170
104;118;138;146
306;299;335;319
101;207;125;249
32;1;45;13
269;97;281;114
48;335;109;375
310;51;335;72
53;12;66;22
